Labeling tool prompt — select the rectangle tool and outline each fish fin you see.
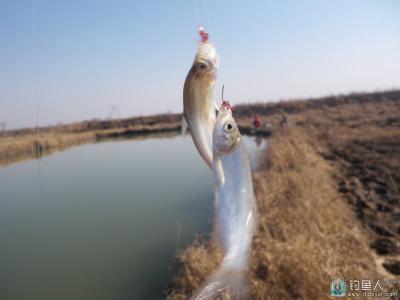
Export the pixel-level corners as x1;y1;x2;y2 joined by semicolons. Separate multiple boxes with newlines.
215;157;225;186
181;116;189;135
191;266;249;300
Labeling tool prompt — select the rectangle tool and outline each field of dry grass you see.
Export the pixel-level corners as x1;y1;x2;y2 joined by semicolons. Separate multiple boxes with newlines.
167;91;400;299
168;127;382;300
292;99;400;278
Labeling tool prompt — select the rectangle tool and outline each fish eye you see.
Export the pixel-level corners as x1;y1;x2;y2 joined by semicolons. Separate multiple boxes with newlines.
197;62;211;72
225;123;233;132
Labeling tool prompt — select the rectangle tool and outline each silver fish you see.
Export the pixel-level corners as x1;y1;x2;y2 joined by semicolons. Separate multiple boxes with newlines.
183;28;219;168
193;103;257;300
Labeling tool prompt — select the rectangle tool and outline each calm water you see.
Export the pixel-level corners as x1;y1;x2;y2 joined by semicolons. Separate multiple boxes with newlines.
0;134;266;300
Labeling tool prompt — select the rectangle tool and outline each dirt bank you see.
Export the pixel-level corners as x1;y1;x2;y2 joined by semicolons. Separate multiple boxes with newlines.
167;93;400;299
292;98;400;277
168;126;382;299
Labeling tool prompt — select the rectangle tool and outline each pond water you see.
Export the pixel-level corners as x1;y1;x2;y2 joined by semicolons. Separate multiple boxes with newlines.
0;134;267;300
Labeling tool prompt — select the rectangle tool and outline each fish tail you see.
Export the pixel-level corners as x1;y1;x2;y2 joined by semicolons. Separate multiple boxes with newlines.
190;127;213;168
191;264;249;300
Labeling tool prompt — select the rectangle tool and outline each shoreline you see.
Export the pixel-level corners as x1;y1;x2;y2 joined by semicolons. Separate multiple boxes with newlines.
2;90;398;167
0;121;270;167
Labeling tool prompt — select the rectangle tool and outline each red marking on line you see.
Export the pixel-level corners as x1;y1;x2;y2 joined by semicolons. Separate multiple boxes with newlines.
222;100;234;112
199;28;209;42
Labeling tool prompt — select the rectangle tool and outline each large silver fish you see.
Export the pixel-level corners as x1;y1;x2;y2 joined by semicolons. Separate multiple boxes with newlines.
183;28;219;168
192;103;257;300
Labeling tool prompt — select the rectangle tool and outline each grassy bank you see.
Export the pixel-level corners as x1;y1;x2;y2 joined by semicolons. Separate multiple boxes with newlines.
292;98;400;277
167;92;400;299
2;90;398;166
168;127;379;299
0;117;182;166
0;112;271;166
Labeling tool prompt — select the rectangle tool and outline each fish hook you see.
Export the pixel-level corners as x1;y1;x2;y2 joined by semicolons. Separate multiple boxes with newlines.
220;85;234;111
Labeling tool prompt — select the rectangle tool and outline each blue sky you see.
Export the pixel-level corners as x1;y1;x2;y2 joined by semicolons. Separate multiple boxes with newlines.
0;0;399;129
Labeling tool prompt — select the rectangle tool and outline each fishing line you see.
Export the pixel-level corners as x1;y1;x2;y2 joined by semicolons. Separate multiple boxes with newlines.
200;0;212;31
193;0;212;32
31;0;43;201
193;0;200;27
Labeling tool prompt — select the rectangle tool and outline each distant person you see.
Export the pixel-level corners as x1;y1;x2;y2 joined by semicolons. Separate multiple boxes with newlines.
253;116;262;129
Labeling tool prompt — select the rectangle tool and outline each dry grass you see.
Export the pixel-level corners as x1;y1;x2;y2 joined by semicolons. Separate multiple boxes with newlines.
168;126;379;299
168;91;400;299
291;99;400;278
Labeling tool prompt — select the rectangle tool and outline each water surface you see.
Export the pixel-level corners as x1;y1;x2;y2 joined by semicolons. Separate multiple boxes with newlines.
0;134;266;300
